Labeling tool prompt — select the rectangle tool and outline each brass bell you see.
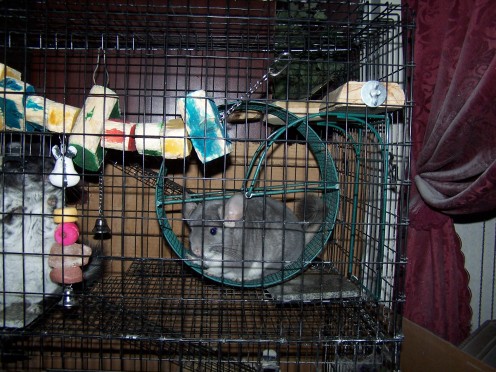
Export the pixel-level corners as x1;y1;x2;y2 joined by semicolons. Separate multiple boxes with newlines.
92;216;112;237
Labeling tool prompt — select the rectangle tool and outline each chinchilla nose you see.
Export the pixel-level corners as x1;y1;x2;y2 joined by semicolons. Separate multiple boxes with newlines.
191;245;202;257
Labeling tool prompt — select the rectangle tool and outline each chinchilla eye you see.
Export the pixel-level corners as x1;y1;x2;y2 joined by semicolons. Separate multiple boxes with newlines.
210;227;217;235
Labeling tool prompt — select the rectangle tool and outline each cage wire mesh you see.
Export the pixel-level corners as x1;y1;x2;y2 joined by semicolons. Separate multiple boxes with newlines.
0;1;413;371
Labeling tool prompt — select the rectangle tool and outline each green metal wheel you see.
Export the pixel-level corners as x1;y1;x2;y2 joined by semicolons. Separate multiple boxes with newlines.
156;102;339;288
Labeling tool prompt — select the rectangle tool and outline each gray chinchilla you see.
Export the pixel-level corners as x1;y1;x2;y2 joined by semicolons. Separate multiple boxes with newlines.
183;193;324;282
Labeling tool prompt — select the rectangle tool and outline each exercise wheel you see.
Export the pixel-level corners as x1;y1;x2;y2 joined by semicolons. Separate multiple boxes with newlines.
156;102;340;288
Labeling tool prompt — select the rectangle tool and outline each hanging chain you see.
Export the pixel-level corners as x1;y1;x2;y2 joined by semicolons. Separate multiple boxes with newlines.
220;52;292;121
97;171;105;217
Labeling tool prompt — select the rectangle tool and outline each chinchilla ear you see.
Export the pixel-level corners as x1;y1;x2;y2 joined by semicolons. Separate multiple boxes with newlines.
183;193;198;219
223;193;244;228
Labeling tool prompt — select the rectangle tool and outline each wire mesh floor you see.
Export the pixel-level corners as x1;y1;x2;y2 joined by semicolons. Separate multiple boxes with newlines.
0;260;401;370
29;261;374;340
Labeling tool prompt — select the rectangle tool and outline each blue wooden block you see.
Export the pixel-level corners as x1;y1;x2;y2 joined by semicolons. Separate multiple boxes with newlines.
0;77;35;131
177;90;232;163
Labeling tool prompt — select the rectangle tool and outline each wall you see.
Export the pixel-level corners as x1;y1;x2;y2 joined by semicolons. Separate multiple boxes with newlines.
455;218;496;330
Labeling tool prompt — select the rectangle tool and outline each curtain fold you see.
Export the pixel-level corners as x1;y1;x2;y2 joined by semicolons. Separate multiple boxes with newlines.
403;0;496;344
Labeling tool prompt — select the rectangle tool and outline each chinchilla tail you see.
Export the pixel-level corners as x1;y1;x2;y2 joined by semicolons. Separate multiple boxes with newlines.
81;240;105;289
295;194;326;245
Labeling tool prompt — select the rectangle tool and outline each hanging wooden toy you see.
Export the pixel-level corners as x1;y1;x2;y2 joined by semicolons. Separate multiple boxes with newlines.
68;50;120;171
0;61;193;164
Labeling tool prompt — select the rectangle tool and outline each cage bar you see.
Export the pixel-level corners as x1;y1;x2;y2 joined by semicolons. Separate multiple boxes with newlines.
0;1;413;370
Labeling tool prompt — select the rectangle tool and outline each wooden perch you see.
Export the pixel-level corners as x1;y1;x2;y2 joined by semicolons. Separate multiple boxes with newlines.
319;81;405;113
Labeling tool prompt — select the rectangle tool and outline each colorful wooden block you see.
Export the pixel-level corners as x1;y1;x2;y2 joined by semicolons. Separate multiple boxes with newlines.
177;90;232;163
162;118;192;159
134;119;192;158
0;107;5;131
0;63;22;81
101;119;137;151
25;95;80;133
134;122;163;157
0;77;35;131
69;85;120;171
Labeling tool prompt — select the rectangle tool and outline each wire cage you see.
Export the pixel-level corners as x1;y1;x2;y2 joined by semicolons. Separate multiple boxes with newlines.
0;1;413;371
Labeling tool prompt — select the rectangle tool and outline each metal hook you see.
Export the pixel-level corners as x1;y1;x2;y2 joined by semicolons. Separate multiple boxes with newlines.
268;51;292;77
93;48;109;86
57;135;66;160
221;51;292;121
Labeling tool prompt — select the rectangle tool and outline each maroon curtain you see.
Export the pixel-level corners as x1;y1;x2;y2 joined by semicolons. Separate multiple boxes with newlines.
403;0;496;344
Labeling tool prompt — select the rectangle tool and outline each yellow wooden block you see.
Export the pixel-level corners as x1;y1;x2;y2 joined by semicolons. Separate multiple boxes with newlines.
135;119;192;159
162;118;192;159
0;107;5;131
53;207;79;224
26;96;80;132
0;63;22;81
